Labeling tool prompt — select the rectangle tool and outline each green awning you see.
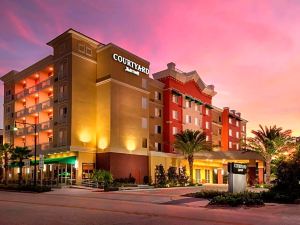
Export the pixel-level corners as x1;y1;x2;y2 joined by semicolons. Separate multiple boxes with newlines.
195;100;203;105
205;104;213;109
185;95;194;101
171;90;182;96
31;156;76;165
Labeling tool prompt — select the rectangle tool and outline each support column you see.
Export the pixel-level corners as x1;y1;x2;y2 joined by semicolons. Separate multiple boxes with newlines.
247;160;256;186
217;168;223;184
258;161;264;184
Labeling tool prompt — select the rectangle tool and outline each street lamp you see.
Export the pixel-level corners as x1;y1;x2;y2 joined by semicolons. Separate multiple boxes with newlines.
14;121;37;186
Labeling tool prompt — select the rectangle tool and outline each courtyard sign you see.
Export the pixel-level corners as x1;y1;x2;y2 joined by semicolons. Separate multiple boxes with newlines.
112;53;149;76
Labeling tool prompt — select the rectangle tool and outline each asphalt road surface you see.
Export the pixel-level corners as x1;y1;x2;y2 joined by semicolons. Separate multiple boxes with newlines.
0;186;299;225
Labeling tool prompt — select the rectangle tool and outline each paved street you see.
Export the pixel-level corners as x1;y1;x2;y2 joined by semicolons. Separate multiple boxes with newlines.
0;186;299;225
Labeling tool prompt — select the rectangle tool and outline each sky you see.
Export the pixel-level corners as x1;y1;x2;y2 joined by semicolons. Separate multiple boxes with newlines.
0;0;299;136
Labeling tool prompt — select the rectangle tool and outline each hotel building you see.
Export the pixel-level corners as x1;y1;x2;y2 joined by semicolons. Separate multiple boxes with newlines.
1;29;264;185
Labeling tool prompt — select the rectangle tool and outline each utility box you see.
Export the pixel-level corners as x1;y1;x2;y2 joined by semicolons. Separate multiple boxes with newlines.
228;163;247;193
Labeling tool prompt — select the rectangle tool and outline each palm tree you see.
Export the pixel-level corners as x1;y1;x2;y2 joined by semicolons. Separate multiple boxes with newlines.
174;129;211;184
246;125;294;184
0;143;13;185
10;146;32;185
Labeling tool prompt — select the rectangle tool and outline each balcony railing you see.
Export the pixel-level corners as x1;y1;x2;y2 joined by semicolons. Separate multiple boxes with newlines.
15;98;53;118
14;77;53;100
14;120;53;136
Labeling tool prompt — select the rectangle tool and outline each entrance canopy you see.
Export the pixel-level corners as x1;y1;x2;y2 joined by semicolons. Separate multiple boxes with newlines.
194;150;264;161
31;156;76;165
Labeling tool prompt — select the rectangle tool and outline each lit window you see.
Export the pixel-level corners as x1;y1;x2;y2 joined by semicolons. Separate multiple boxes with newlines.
242;125;246;132
195;118;199;126
205;121;209;129
172;110;178;120
185;100;192;108
205;108;209;115
155;108;161;117
236;132;239;138
186;115;192;124
229;118;232;124
142;117;148;129
142;97;148;109
172;95;178;103
229;129;232;136
172;127;178;135
236;143;239;150
155;142;162;151
142;79;147;89
155;91;161;100
206;135;209;141
229;141;232;148
236;121;239;127
195;104;198;111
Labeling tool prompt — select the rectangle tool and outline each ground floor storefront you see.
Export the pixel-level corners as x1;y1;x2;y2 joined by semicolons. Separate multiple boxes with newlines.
2;150;265;186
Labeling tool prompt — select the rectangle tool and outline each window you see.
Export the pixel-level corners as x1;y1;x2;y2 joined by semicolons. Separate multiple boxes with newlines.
58;129;66;146
236;121;239;127
218;128;222;135
185;115;192;124
142;117;148;129
172;94;178;103
185;100;192;108
59;84;67;99
229;129;232;136
218;116;222;122
229;141;232;148
142;138;148;148
142;97;148;109
236;143;239;150
5;90;11;96
172;127;178;135
205;169;211;183
86;47;92;56
206;135;209;141
236;132;239;138
155;108;161;117
195;117;199;126
59;61;68;78
6;106;10;113
155;142;162;151
142;78;147;89
205;108;210;115
59;107;67;119
155;125;161;134
78;43;85;53
155;91;161;100
242;125;245;132
195;104;198;111
229;118;232;124
205;121;209;129
172;110;178;120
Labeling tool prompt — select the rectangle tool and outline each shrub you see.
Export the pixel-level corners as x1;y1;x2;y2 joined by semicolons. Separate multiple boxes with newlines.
191;190;227;199
178;166;189;186
155;164;167;187
167;166;178;186
209;192;264;207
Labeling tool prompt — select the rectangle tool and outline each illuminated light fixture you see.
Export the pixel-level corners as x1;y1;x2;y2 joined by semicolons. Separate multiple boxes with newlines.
34;113;38;117
98;138;108;150
49;164;52;172
48;109;52;112
79;130;91;144
49;88;53;91
22;80;26;84
74;160;78;169
35;93;39;97
49;67;53;71
26;168;30;174
43;164;46;172
35;73;39;78
126;139;136;152
22;99;26;102
22;117;26;120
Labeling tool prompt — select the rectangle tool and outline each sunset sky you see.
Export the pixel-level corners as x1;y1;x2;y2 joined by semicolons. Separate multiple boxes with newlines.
0;0;299;136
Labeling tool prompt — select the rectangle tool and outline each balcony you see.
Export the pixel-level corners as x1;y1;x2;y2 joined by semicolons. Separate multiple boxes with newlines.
14;120;53;136
27;142;53;152
15;98;53;119
14;77;53;100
